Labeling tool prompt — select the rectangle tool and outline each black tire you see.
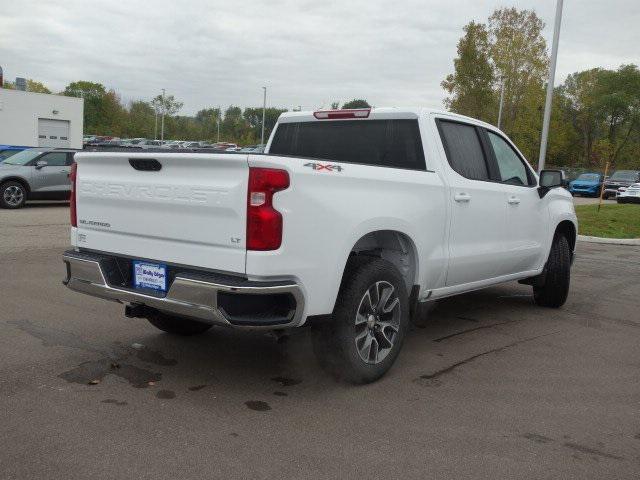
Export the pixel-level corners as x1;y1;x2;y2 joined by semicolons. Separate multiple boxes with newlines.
146;311;212;336
534;234;571;308
313;256;410;384
0;181;27;209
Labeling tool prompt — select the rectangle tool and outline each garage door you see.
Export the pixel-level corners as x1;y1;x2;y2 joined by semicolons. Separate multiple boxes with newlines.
38;119;71;148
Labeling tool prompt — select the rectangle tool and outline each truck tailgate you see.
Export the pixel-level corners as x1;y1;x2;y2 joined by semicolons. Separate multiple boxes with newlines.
74;152;248;274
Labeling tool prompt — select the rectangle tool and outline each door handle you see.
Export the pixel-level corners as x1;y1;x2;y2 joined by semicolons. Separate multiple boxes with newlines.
508;196;521;205
454;193;471;203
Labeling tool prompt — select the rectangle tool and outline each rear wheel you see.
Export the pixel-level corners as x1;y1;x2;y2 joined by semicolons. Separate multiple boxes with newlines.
146;311;212;336
313;256;410;384
0;181;27;209
533;234;571;308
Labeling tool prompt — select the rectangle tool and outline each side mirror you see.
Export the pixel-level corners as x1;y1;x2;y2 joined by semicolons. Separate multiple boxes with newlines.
35;160;48;169
538;169;566;198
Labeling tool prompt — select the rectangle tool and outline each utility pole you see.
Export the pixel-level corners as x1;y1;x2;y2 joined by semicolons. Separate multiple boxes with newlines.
160;88;166;142
538;0;564;173
217;106;221;143
261;86;267;146
497;77;505;129
154;104;158;140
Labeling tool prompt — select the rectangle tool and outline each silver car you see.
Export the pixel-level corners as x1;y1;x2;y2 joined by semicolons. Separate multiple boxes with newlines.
0;148;76;209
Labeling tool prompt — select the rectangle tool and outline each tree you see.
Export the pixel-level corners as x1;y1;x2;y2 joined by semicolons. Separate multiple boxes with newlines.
341;99;370;109
330;101;340;109
594;64;640;166
562;69;602;166
63;81;106;98
441;21;495;122
243;107;288;142
443;8;549;161
26;80;51;94
63;81;110;134
2;78;51;93
489;8;548;160
151;94;183;116
126;100;155;138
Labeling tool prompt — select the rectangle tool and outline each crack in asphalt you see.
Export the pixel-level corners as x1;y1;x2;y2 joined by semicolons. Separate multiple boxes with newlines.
563;442;624;460
432;319;518;343
419;330;563;381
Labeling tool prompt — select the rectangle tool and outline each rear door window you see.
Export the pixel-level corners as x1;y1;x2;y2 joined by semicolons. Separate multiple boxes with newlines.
437;120;489;181
269;119;426;170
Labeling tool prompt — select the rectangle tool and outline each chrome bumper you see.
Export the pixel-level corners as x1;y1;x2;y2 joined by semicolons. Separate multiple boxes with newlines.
62;250;305;328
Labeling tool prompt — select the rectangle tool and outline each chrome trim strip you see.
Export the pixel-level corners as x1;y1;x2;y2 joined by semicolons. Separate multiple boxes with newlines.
62;253;305;328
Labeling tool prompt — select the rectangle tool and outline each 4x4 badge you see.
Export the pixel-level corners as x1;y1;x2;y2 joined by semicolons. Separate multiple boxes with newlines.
304;162;343;172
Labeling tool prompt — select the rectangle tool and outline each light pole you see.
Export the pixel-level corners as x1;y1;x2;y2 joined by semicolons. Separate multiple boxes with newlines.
261;86;267;146
497;77;505;129
538;0;564;172
160;88;166;142
217;106;221;143
154;104;158;140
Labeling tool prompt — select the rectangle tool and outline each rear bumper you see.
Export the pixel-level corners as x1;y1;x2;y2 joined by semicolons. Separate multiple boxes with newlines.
62;250;305;328
617;196;640;204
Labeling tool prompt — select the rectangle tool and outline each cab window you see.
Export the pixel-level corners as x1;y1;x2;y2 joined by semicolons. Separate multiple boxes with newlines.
486;131;533;186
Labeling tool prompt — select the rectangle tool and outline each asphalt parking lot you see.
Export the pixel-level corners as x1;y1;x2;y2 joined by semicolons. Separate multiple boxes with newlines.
1;205;639;479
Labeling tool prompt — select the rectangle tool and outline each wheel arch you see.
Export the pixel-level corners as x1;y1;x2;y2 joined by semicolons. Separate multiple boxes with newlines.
555;219;577;252
0;176;31;195
346;229;419;293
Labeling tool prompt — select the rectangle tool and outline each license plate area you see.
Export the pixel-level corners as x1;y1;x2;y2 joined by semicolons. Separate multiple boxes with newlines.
133;261;168;292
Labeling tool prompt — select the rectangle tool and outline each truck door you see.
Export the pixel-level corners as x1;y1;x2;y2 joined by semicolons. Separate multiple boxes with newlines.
484;129;547;275
436;119;508;286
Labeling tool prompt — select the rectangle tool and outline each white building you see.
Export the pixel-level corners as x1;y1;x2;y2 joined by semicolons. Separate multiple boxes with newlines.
0;88;84;149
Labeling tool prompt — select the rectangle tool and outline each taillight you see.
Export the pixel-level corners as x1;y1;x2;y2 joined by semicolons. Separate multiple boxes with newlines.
70;162;77;227
313;108;370;119
247;167;289;251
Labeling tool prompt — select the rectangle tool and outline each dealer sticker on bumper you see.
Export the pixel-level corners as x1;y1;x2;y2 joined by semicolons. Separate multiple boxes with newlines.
133;261;167;292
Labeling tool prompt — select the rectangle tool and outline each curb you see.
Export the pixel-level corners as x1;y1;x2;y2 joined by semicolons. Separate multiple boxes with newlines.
578;235;640;246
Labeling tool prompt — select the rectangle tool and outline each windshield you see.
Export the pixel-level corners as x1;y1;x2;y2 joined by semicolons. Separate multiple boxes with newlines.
576;174;600;181
0;150;20;161
2;149;42;166
610;171;638;181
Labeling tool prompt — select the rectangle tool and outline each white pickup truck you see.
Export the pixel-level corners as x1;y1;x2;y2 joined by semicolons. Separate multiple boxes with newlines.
63;107;577;383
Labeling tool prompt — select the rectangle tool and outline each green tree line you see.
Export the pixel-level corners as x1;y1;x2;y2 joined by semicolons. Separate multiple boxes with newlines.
443;7;640;170
3;79;373;146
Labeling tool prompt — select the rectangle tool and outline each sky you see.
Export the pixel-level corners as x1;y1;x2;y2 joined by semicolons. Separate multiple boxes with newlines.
0;0;638;115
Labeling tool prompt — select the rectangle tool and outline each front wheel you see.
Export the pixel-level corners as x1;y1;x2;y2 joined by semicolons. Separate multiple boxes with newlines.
313;256;410;384
0;181;27;209
534;234;571;308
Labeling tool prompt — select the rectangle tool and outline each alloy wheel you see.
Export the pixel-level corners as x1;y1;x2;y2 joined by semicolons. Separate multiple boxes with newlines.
3;185;24;207
354;280;401;364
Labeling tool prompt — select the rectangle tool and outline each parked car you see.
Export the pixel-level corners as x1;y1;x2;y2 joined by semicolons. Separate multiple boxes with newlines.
84;136;115;148
133;139;163;149
161;140;185;149
0;148;76;208
603;170;640;199
0;145;30;162
617;183;640;204
62;107;577;384
94;139;125;148
568;173;603;197
182;141;204;148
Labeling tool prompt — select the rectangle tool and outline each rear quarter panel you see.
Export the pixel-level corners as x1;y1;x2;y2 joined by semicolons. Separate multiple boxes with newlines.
246;154;448;317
